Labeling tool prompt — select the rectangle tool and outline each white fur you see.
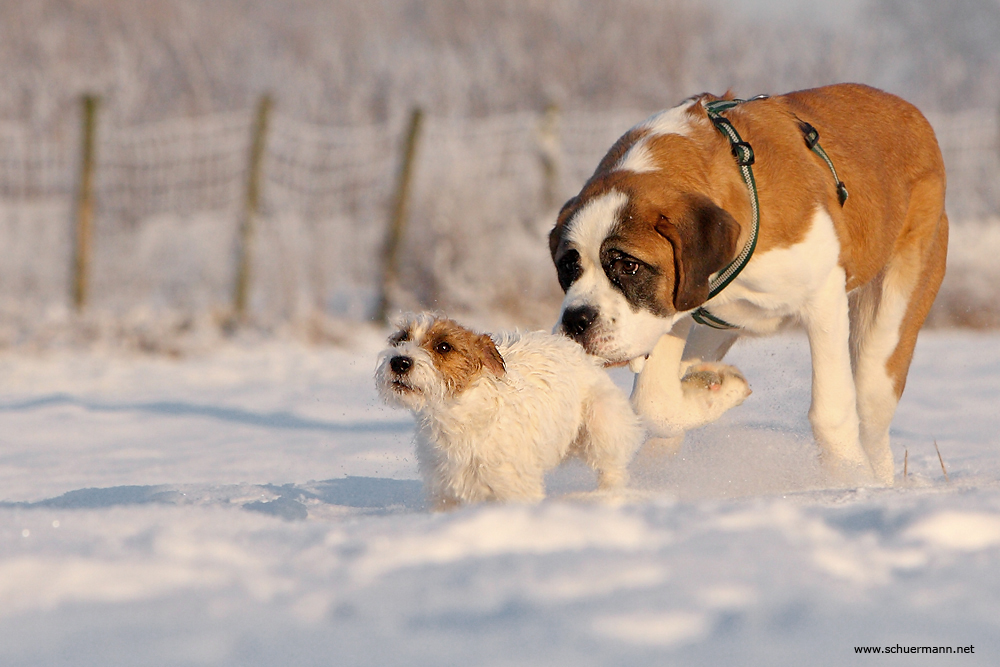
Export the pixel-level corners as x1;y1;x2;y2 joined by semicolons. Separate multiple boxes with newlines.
565;190;627;256
851;259;916;484
375;316;645;509
630;319;751;439
562;190;678;362
616;102;696;174
699;208;844;333
616;142;659;174
800;262;870;482
638;101;697;138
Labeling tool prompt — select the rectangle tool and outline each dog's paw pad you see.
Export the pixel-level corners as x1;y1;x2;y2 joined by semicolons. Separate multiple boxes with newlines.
681;362;751;404
681;369;724;391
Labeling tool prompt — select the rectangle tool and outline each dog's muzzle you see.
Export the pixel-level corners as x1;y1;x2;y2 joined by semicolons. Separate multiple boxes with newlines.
560;305;598;342
390;355;412;374
386;354;417;394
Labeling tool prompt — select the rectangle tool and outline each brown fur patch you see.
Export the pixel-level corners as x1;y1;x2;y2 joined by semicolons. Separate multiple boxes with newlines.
421;319;506;396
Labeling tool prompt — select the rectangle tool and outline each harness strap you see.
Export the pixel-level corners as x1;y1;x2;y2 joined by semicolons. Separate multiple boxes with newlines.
799;121;848;206
690;100;851;331
691;98;763;330
691;307;738;330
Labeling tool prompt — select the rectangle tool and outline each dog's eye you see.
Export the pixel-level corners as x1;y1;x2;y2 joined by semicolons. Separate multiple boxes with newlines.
617;259;640;276
434;341;452;354
607;254;641;277
557;250;582;291
603;251;644;289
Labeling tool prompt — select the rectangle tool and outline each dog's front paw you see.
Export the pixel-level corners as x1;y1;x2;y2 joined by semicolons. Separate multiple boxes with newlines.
681;362;752;410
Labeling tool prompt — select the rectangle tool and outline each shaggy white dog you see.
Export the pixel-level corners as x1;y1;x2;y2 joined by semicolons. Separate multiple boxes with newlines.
375;313;645;509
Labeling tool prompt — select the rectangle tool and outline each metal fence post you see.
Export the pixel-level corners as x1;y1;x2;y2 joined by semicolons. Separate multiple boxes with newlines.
232;93;273;322
374;106;424;324
72;94;99;312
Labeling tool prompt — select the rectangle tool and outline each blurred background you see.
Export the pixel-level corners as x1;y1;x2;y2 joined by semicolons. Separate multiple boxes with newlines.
1;0;999;352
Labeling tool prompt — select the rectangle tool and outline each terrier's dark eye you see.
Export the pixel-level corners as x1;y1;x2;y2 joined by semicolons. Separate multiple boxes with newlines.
557;249;582;291
389;330;410;345
434;341;452;354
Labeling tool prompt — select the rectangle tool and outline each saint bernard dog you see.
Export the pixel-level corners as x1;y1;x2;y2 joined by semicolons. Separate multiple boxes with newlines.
550;83;948;486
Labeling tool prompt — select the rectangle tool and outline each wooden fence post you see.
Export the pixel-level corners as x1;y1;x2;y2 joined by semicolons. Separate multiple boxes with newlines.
374;106;424;324
72;94;99;312
537;102;561;213
232;93;273;322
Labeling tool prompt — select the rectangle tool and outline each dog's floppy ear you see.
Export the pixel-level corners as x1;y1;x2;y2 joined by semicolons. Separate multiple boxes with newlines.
548;225;562;260
655;195;740;312
549;196;580;258
477;334;506;378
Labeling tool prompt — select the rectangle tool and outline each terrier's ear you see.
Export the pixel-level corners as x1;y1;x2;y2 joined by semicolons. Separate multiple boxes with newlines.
477;334;506;378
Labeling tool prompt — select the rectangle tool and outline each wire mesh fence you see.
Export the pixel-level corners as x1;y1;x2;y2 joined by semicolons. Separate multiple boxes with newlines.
0;123;74;200
98;111;254;222
0;101;998;338
925;109;1000;221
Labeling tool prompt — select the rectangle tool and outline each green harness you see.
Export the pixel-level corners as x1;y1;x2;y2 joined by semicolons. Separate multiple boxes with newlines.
691;96;848;330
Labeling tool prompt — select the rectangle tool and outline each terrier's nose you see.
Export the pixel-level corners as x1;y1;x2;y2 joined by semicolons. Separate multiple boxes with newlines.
561;306;598;338
390;356;413;374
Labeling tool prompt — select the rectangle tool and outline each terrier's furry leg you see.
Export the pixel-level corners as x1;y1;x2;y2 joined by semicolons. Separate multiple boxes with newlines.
579;378;645;490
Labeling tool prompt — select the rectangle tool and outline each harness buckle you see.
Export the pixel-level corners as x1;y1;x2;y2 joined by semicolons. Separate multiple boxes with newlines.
800;121;820;150
731;141;755;167
836;182;849;207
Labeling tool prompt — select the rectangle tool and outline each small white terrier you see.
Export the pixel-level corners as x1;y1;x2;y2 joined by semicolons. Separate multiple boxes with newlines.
376;313;645;509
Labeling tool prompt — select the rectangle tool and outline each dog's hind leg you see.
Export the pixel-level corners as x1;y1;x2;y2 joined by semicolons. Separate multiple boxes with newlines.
850;192;948;485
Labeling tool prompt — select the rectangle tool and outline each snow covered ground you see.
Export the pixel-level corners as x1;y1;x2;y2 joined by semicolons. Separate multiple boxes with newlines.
1;327;999;666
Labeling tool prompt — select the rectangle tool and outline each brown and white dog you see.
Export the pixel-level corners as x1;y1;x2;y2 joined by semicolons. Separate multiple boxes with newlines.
549;84;948;486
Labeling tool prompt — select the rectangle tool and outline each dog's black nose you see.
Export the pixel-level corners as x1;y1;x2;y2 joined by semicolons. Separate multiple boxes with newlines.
390;355;413;374
562;306;598;338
